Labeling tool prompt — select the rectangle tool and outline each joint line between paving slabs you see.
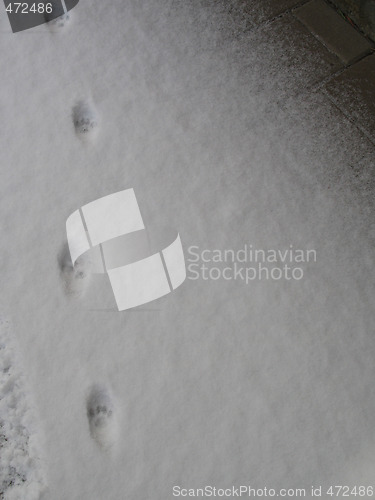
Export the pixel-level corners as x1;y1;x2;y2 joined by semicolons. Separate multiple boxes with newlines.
267;0;312;24
311;49;374;93
322;89;375;147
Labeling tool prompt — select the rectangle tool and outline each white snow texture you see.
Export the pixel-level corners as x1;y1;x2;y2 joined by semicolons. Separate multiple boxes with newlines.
0;319;47;500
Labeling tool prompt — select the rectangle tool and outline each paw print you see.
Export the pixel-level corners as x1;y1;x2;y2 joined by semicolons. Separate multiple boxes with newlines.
72;101;99;139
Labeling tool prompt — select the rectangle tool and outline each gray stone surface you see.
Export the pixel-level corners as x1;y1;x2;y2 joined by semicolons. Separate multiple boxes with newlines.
249;13;342;97
243;0;302;26
330;0;375;43
294;0;373;65
325;53;375;141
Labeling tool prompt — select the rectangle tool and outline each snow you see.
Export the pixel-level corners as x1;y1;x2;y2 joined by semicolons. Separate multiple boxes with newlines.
0;0;374;498
0;319;47;500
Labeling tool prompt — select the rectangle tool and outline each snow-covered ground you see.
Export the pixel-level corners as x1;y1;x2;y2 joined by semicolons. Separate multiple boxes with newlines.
0;0;374;498
0;318;47;499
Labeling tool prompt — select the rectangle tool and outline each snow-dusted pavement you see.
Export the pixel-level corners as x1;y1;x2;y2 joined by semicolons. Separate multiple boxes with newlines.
1;1;375;498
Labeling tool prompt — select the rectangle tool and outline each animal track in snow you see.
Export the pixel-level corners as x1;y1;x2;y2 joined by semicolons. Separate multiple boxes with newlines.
86;386;117;451
72;101;98;140
59;244;92;298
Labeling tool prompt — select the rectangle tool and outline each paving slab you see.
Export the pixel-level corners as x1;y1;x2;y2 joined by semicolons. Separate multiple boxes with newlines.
330;0;375;43
325;53;375;142
294;0;373;65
